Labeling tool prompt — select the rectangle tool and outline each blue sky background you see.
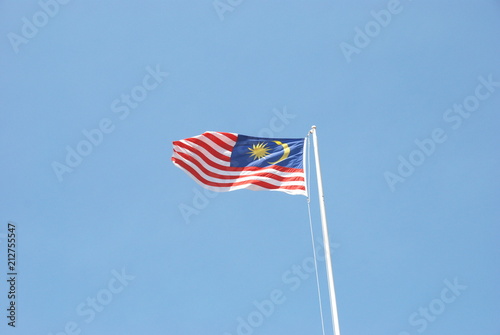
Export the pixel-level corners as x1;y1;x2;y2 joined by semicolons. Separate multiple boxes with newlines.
1;1;499;334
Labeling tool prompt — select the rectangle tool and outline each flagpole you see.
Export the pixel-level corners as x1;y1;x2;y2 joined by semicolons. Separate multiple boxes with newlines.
310;125;341;335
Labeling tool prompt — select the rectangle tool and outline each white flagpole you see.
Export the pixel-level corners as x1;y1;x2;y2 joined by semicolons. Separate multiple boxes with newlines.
310;125;341;335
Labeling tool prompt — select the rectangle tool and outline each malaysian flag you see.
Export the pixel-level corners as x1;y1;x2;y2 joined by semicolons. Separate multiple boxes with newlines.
172;131;307;196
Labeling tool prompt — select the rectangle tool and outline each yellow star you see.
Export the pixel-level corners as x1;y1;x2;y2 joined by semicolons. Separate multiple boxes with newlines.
248;142;271;160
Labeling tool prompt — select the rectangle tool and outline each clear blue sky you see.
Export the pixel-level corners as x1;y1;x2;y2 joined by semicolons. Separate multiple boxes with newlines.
1;1;499;334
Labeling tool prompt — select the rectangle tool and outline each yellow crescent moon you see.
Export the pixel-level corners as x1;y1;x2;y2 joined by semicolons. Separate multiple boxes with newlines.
268;140;290;165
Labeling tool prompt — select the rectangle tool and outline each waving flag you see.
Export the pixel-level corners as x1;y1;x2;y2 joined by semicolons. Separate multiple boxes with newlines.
172;131;307;196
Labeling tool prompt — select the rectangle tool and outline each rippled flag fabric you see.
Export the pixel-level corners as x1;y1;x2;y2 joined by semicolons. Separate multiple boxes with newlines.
172;131;307;196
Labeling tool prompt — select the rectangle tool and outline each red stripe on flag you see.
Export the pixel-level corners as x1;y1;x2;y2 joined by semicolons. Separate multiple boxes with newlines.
218;132;238;142
203;132;234;152
173;141;231;168
184;137;231;162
